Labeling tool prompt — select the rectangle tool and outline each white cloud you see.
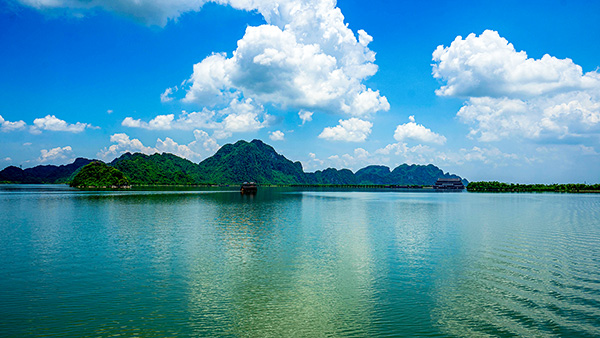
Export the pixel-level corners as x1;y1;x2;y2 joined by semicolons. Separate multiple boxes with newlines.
0;115;26;132
393;117;446;145
155;137;197;160
323;148;373;170
98;130;219;162
20;0;390;121
433;30;600;142
318;118;372;142
179;0;389;117
354;147;369;159
122;114;178;130
2;157;12;162
303;152;324;170
460;146;519;165
107;109;113;114
98;133;157;159
457;94;600;141
160;87;174;103
269;130;285;141
298;110;313;125
190;129;220;154
39;146;73;163
306;145;440;172
30;115;96;134
374;142;436;164
432;30;599;98
123;98;268;139
23;142;32;146
220;100;267;134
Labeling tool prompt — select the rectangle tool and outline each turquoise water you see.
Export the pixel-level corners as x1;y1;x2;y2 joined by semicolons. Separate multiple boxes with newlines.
1;185;599;337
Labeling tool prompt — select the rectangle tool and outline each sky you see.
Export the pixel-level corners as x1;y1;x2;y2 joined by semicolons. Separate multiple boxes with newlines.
1;0;599;183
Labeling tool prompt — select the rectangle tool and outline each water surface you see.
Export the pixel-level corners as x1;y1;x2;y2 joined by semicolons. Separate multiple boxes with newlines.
1;185;599;336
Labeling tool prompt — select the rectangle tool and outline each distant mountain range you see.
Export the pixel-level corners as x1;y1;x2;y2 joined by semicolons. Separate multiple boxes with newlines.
1;139;467;186
0;158;94;184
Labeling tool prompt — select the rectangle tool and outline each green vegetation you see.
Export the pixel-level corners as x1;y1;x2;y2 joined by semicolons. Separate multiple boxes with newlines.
110;152;204;185
197;140;466;186
70;161;130;188
467;181;600;193
2;139;469;188
197;140;307;184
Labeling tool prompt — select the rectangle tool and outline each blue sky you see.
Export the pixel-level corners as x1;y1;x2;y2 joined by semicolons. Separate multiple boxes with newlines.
1;0;599;183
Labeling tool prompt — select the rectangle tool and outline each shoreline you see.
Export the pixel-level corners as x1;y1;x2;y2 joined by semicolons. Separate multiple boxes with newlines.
3;182;600;193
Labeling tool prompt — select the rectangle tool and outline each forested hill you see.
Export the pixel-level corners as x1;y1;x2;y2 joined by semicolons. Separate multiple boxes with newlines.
196;139;466;186
1;139;468;186
0;158;94;184
197;140;307;184
110;152;204;185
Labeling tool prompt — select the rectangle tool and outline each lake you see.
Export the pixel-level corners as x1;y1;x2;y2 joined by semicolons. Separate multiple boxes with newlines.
1;185;599;337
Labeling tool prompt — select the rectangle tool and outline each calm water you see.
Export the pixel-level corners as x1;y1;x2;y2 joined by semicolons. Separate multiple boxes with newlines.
1;185;599;337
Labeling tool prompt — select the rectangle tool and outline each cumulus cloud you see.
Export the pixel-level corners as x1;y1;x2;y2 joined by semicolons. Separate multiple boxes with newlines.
180;0;389;117
374;142;436;164
98;130;219;162
433;30;600;142
298;110;313;125
20;0;390;121
269;130;285;141
160;87;175;103
0;115;26;132
393;116;446;145
39;146;73;163
457;94;600;141
30;115;96;134
123;98;268;139
318;118;372;142
98;133;156;159
303;148;372;171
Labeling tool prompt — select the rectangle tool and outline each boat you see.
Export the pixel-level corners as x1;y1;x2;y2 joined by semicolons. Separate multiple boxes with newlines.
240;182;258;194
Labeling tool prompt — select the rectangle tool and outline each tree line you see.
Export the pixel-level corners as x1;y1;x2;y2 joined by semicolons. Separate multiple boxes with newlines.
467;181;600;193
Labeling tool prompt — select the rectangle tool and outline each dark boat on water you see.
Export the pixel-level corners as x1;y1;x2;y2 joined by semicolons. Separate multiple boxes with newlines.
240;182;258;194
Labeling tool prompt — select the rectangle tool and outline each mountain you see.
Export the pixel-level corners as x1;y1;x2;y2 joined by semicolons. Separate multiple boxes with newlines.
0;158;94;184
197;139;307;184
355;165;392;184
196;139;466;186
1;139;468;186
388;164;465;186
306;168;357;185
70;161;130;188
110;152;204;185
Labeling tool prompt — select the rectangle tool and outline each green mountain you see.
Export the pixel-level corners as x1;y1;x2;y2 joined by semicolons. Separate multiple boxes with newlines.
197;139;307;184
196;139;465;186
1;139;468;187
388;164;465;186
110;152;204;185
70;161;130;188
306;168;357;185
0;158;94;184
355;165;392;184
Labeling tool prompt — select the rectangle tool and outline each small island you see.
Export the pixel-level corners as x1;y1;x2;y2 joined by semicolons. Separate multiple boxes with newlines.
70;161;130;189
